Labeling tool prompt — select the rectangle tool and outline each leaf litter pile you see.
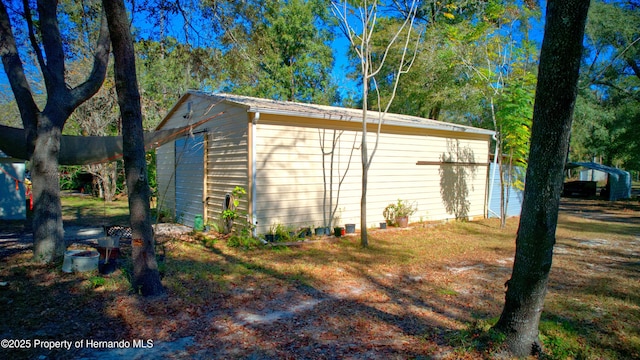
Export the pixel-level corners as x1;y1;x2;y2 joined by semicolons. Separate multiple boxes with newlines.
0;198;638;359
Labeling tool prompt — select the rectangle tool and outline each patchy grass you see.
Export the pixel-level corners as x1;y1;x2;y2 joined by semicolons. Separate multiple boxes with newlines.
60;195;130;226
0;198;638;359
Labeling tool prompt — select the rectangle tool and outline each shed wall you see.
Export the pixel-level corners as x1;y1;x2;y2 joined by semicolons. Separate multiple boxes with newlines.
0;162;26;220
156;141;175;218
254;122;489;234
156;95;249;227
204;105;249;225
174;134;205;227
487;163;524;218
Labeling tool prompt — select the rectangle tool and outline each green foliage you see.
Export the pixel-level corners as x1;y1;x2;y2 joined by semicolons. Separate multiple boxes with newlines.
495;74;535;175
88;276;106;289
268;223;296;242
436;287;458;296
226;234;261;249
383;199;417;225
220;0;336;104
207;220;224;234
444;319;506;355
573;0;640;170
221;186;246;222
539;318;595;359
191;231;217;248
222;186;259;248
135;37;223;128
370;0;540;127
146;151;157;197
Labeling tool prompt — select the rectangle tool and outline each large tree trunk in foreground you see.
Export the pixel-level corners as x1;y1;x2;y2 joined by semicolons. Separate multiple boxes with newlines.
493;0;590;356
103;0;164;296
31;119;64;261
0;0;109;263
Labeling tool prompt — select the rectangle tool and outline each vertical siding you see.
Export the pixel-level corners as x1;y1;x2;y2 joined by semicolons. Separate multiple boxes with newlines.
0;162;26;220
487;163;524;218
156;142;175;218
254;123;490;234
175;134;205;227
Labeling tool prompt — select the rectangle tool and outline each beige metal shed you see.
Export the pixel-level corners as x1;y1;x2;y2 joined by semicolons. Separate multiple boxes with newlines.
155;91;495;234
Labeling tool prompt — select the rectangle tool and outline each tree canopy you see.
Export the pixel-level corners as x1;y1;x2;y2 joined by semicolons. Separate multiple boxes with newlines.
0;0;636;176
571;0;640;170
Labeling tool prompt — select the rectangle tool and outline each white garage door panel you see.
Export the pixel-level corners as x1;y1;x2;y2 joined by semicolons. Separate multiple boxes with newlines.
175;134;204;228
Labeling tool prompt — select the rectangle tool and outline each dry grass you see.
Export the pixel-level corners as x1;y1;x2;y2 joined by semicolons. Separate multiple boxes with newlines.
0;198;638;359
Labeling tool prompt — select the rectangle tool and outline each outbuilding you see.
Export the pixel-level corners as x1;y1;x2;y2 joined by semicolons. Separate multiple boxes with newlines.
155;91;495;234
565;162;631;201
0;150;26;220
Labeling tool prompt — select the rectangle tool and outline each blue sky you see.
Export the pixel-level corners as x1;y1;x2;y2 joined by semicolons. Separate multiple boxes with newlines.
0;2;547;108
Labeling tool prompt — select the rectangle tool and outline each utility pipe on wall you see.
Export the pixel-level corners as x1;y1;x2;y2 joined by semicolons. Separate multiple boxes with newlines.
487;132;501;218
251;112;260;237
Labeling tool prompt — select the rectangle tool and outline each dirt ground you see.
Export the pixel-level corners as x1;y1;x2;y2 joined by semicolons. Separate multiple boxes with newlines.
1;198;639;359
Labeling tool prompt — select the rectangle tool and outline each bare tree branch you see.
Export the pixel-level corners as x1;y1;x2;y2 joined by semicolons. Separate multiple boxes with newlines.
22;0;47;84
36;0;66;92
69;14;111;109
0;0;38;138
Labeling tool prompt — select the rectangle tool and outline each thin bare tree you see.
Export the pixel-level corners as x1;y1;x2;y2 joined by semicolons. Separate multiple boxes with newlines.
331;0;419;246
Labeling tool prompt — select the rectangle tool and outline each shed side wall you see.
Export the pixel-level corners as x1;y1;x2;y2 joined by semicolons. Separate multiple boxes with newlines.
0;162;26;220
156;96;250;227
254;122;490;234
156;141;176;219
205;105;249;225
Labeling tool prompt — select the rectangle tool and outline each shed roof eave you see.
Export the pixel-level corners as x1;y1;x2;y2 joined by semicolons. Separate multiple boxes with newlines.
244;106;495;137
566;162;628;176
171;91;495;137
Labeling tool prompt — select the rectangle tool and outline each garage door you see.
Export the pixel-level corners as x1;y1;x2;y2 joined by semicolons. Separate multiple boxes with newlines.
175;134;204;228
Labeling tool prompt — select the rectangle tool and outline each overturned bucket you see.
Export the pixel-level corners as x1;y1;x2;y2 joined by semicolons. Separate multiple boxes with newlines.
71;251;99;273
62;250;84;273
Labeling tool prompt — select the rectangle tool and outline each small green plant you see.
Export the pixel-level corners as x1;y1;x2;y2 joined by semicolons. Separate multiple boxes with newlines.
221;186;259;248
120;266;132;283
227;232;260;249
436;287;458;296
221;186;246;222
383;199;417;225
88;276;106;289
154;208;173;223
222;186;247;234
444;319;506;355
269;223;293;242
539;318;593;359
192;231;217;248
207;220;223;233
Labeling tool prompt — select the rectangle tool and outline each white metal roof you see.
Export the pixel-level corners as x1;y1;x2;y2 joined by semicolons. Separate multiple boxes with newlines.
189;91;495;137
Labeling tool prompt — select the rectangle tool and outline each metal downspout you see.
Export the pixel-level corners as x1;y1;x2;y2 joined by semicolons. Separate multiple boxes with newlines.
251;112;259;237
487;133;500;218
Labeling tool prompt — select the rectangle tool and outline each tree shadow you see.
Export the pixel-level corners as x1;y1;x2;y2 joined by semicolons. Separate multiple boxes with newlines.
163;245;475;358
0;260;131;359
439;140;477;221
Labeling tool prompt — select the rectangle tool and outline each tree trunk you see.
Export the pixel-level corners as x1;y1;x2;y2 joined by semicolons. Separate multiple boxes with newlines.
493;0;591;356
0;1;109;264
360;81;369;248
103;0;164;296
31;117;65;262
